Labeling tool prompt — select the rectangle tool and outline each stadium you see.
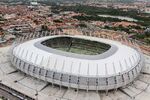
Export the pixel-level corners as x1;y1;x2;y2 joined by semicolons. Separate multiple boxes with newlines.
10;32;144;91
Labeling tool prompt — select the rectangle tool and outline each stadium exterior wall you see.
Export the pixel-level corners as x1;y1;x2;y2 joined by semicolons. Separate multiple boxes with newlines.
10;49;144;91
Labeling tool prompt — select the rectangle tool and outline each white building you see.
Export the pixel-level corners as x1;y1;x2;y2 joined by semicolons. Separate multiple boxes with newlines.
10;34;144;91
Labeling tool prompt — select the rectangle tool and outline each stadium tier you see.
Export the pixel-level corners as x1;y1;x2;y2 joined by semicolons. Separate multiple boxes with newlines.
41;36;111;55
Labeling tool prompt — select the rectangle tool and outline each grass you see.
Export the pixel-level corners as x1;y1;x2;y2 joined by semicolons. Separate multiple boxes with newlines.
55;47;106;55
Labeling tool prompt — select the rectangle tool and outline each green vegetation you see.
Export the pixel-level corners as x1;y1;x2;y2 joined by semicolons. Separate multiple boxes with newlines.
0;16;6;21
104;25;131;33
73;15;122;22
52;5;150;45
135;30;150;45
78;23;87;28
38;1;57;6
56;5;150;27
53;19;63;23
0;96;8;100
41;25;49;32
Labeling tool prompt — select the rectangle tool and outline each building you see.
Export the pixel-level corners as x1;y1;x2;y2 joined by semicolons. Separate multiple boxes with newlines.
10;33;144;91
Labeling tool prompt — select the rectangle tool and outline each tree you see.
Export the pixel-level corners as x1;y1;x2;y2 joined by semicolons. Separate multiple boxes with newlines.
144;28;150;37
41;25;48;31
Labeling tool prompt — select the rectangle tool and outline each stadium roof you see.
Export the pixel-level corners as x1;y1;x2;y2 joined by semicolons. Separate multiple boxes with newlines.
12;35;140;77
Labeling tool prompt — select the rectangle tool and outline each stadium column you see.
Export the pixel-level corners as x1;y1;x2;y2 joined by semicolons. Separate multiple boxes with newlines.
68;62;73;89
86;64;89;92
39;56;44;79
105;63;109;95
112;62;118;90
77;62;81;92
96;64;98;92
60;60;65;90
52;59;57;87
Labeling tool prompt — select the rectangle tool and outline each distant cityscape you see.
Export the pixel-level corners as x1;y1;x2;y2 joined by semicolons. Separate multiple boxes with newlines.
0;0;149;54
